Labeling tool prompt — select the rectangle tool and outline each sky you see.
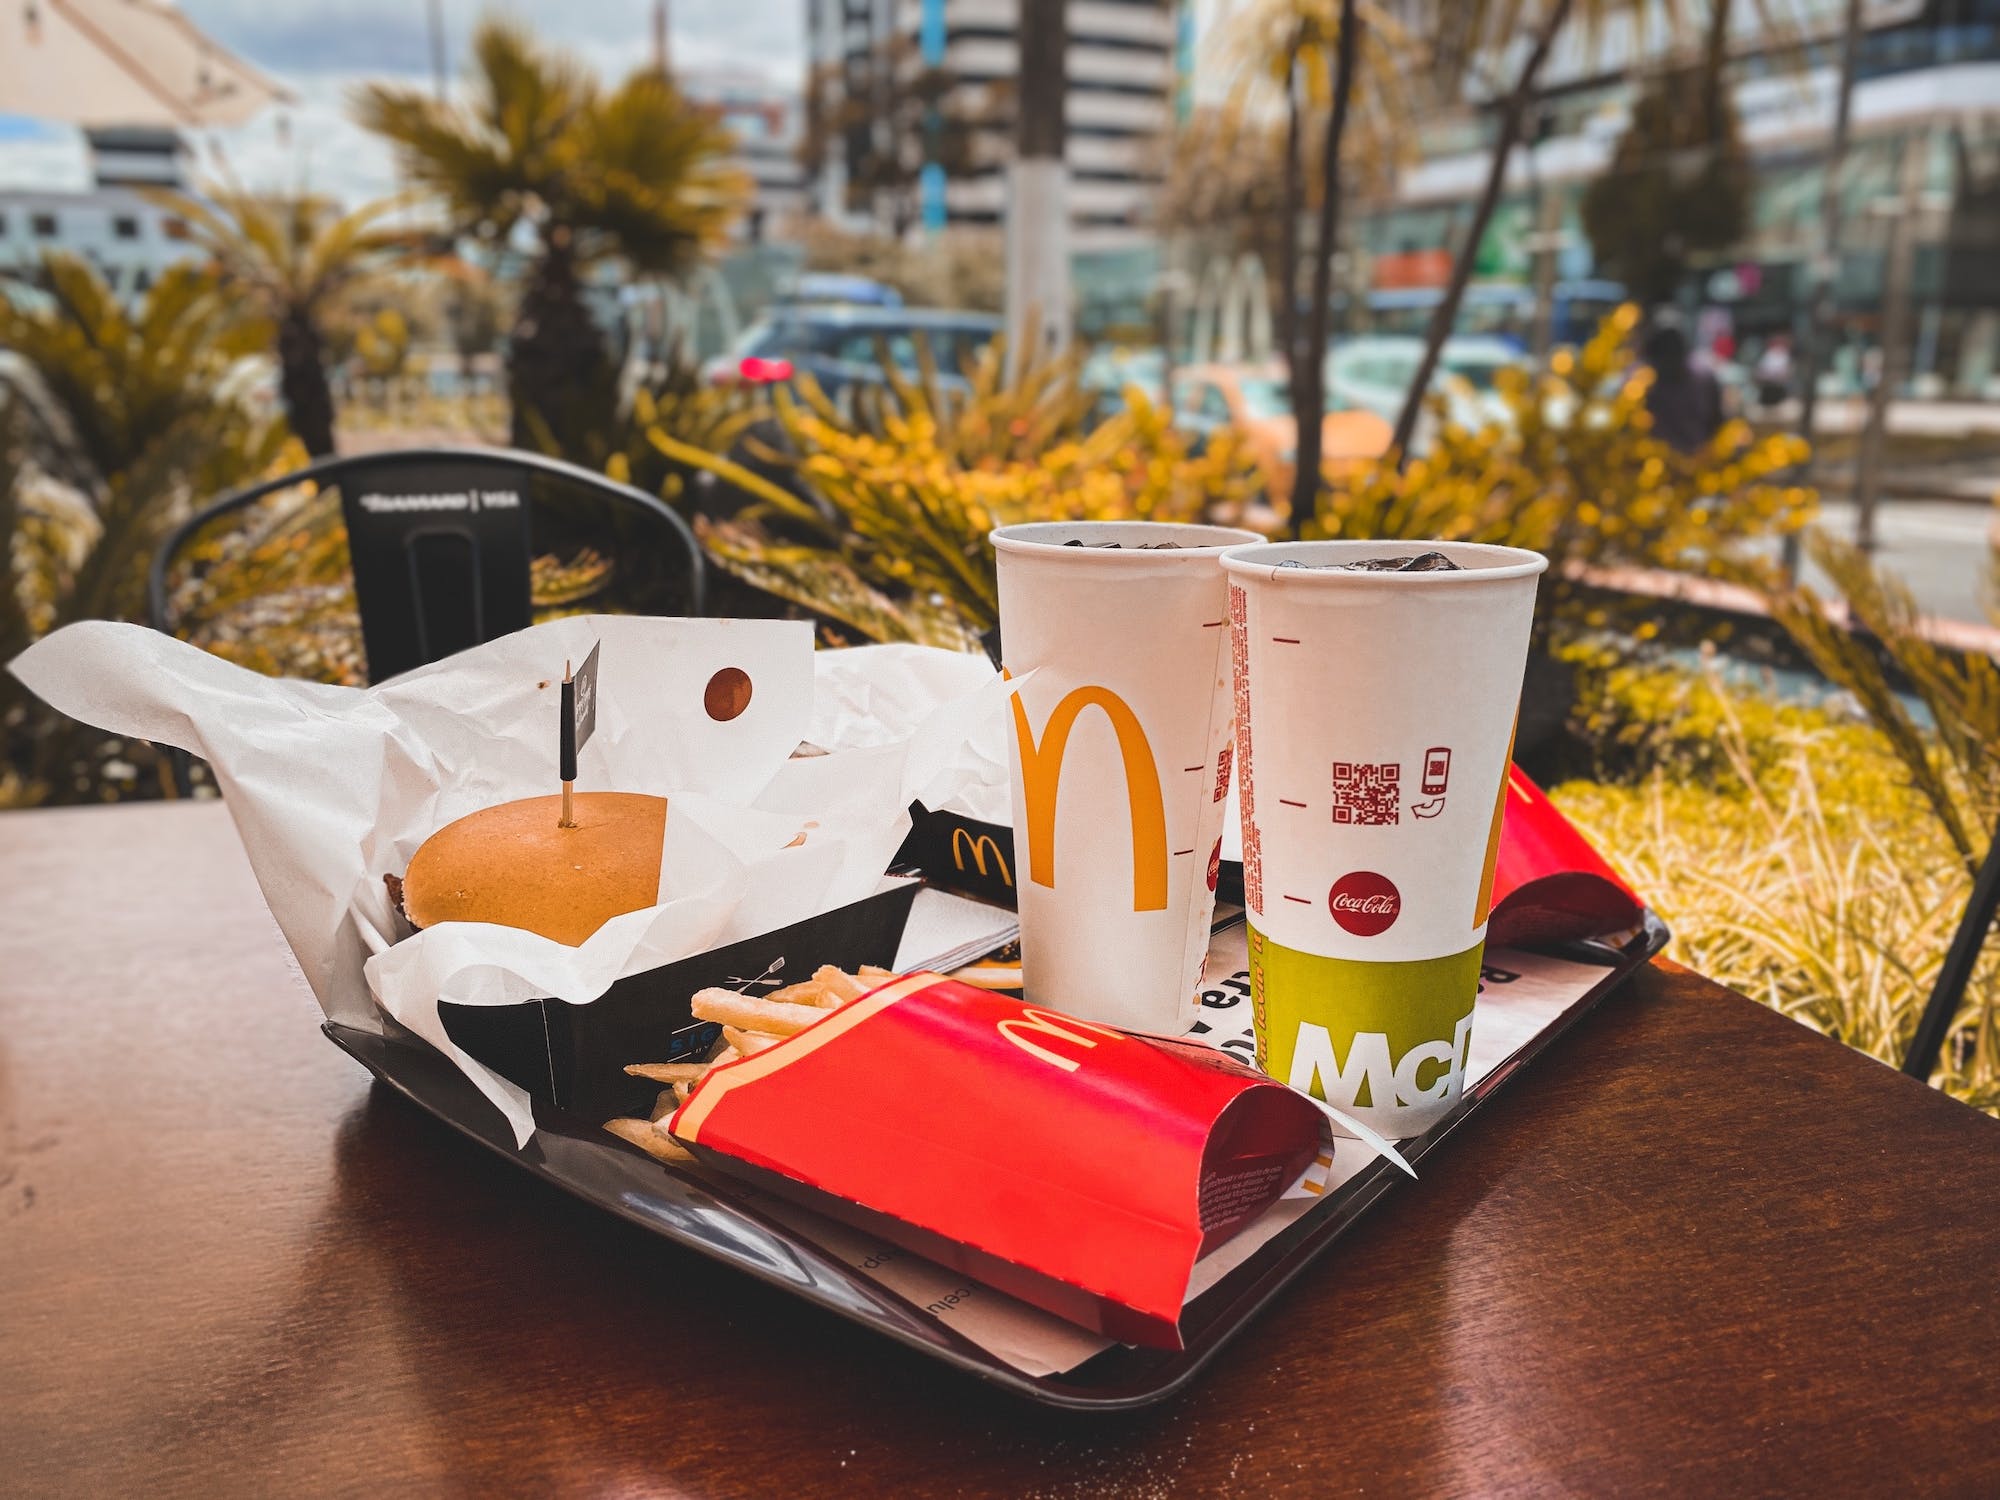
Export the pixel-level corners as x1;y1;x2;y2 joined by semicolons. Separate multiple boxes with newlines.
0;0;805;203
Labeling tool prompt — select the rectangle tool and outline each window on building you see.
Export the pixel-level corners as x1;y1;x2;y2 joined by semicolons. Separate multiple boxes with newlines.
113;215;140;240
32;213;58;238
0;214;8;237
161;216;190;241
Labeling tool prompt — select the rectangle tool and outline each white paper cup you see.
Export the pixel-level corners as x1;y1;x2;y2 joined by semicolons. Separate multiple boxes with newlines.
994;521;1261;1033
1219;540;1547;1135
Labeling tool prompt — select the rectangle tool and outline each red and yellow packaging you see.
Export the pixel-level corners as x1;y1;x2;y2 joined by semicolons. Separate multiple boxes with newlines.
669;974;1324;1348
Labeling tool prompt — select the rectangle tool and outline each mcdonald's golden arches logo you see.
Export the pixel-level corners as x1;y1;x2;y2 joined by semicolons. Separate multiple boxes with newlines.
950;826;1013;887
1008;679;1169;912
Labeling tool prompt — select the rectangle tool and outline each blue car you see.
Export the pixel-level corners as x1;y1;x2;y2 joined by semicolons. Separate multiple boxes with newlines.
702;306;1004;399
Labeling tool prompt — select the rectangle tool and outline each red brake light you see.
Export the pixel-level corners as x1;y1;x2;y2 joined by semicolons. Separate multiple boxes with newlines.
737;356;794;384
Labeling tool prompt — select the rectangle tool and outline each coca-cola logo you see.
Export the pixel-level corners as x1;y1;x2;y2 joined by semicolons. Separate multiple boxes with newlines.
1328;870;1401;936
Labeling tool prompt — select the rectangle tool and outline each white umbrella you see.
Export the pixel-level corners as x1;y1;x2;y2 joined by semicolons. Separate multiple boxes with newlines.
0;0;291;129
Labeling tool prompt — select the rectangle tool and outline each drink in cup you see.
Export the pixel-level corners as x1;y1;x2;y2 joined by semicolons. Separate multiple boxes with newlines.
993;521;1261;1033
1219;541;1548;1136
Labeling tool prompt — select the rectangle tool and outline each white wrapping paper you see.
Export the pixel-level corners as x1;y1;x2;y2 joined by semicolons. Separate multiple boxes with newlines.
11;617;1006;1143
808;642;1012;822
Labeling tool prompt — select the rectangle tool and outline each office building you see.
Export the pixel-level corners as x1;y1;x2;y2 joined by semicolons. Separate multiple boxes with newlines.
804;0;1177;251
682;71;809;245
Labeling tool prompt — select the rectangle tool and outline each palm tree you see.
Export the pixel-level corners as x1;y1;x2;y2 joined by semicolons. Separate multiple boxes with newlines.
159;189;407;456
0;254;284;800
352;18;747;456
1218;0;1410;532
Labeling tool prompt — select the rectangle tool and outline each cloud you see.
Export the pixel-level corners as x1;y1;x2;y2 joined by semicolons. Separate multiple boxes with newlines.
188;75;407;207
0;3;806;201
177;0;805;88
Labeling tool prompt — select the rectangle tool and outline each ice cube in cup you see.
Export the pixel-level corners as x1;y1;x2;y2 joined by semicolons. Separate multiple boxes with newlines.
1324;551;1464;573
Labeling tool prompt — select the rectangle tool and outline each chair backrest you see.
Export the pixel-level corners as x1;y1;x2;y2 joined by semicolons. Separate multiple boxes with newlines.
337;452;537;682
150;445;705;687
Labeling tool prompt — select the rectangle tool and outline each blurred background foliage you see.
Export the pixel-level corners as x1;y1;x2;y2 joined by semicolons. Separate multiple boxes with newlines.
0;255;286;806
353;17;749;458
1554;653;1999;1114
652;336;1264;646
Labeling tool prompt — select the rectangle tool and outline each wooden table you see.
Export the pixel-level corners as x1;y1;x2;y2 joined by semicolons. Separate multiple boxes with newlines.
6;801;2000;1498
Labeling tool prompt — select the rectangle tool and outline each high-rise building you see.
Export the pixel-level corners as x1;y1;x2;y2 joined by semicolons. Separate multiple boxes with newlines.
681;71;809;245
804;0;1175;251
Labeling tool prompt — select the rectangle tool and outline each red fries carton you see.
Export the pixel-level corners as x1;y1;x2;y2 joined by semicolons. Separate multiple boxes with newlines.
1487;767;1645;948
670;974;1324;1348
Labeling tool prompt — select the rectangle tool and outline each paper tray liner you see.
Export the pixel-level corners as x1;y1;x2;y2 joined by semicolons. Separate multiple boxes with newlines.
669;973;1323;1349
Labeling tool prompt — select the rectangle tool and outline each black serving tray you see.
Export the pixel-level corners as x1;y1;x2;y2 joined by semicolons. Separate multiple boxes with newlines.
324;906;1669;1410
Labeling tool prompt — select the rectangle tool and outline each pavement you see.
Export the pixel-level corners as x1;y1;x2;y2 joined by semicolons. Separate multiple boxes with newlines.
1757;397;2000;439
1803;496;1997;628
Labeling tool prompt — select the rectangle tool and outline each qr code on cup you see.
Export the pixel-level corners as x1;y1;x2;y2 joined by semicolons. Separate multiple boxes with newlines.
1332;761;1399;825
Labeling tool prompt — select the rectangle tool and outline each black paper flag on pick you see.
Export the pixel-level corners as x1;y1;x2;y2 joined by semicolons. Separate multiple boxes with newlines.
572;640;602;754
557;640;602;787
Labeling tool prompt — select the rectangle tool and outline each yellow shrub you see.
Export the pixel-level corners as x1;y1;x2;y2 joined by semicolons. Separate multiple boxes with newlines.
655;339;1263;644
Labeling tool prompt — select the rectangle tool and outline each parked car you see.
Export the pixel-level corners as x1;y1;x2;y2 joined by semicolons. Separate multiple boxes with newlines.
1361;279;1625;348
779;273;903;309
1174;362;1393;497
702;306;1002;399
1079;346;1168;410
1325;335;1522;449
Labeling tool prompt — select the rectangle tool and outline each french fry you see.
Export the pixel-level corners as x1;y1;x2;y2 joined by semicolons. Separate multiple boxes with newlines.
722;1025;781;1055
691;989;826;1036
608;967;885;1165
604;1117;693;1163
811;965;869;1003
624;1061;712;1084
769;978;834;1007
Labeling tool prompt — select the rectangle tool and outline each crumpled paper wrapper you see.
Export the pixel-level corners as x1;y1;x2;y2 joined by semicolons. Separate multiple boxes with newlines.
11;617;1005;1143
811;643;1013;824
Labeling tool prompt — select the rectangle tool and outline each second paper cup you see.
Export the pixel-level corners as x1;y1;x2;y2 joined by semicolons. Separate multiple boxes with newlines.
994;520;1260;1033
1220;539;1547;1136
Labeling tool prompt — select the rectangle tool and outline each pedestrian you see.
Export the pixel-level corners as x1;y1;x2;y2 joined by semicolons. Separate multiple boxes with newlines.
1754;334;1793;409
1642;319;1724;455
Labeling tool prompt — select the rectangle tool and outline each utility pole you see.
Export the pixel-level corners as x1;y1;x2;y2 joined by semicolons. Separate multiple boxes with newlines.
427;0;447;100
1524;101;1560;358
1785;0;1864;573
653;0;671;79
1007;0;1071;376
1853;128;1930;554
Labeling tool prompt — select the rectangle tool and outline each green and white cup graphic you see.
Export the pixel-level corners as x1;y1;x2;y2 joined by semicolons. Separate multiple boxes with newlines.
1220;540;1547;1137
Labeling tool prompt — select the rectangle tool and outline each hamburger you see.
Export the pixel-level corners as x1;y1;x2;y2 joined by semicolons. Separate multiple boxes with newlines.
398;792;668;946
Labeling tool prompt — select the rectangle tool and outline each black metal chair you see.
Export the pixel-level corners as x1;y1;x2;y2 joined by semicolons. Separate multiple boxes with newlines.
1903;810;2000;1086
149;445;706;794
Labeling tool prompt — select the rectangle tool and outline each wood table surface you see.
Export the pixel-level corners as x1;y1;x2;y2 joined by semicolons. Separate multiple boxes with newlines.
5;800;2000;1499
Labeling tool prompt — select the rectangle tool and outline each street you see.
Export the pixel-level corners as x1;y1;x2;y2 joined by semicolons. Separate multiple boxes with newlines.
1805;497;1997;627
